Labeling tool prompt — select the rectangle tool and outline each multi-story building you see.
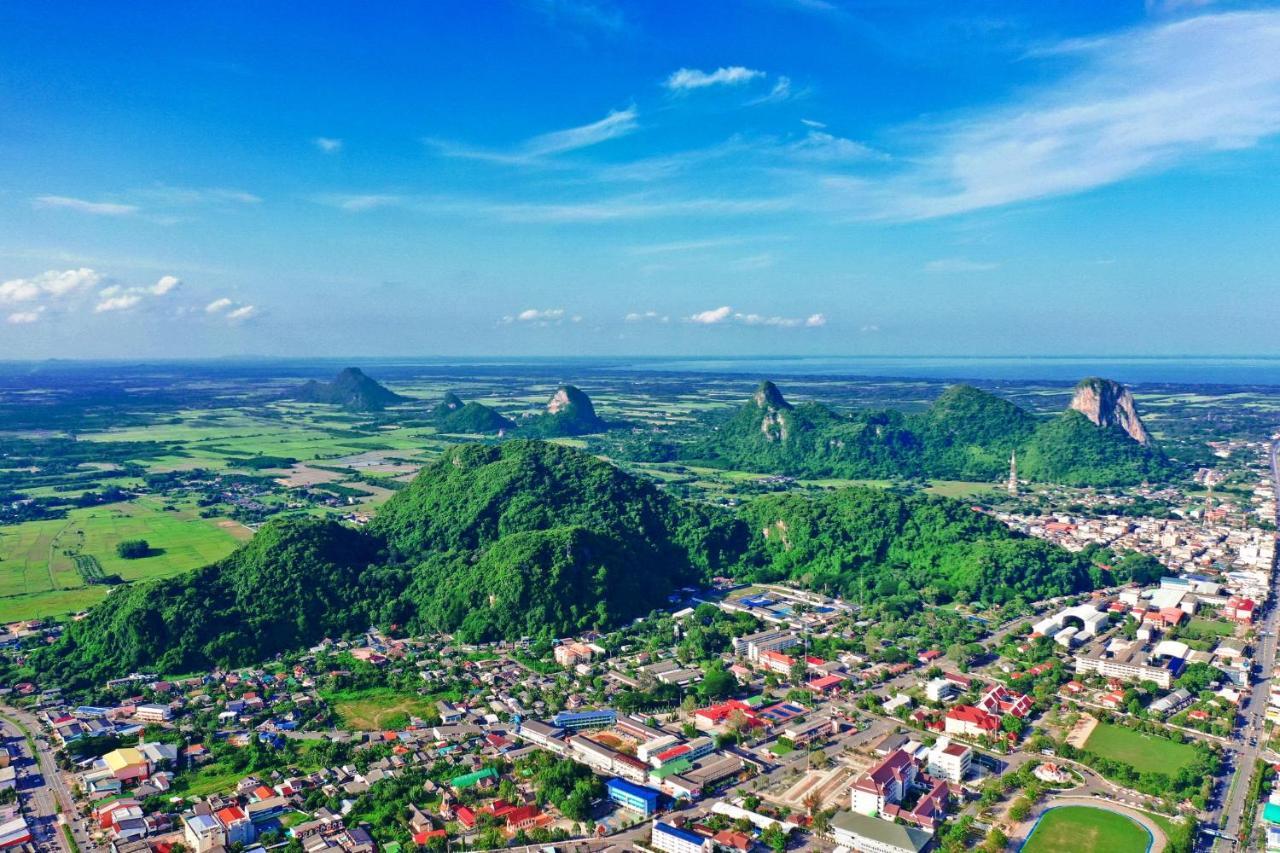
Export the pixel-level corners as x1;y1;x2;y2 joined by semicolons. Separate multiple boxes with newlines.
732;629;799;662
851;749;917;816
652;822;708;853
926;738;971;783
550;708;616;730
182;814;226;853
606;778;661;816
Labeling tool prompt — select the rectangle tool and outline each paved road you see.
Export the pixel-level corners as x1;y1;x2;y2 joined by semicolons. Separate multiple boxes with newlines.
1218;440;1280;846
0;706;94;852
0;715;69;853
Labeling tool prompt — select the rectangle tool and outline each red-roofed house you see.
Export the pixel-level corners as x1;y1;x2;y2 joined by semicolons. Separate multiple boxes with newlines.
807;674;847;695
979;684;1032;719
216;805;254;846
758;650;796;676
455;806;477;830
944;705;1001;738
1226;597;1257;624
504;805;543;831
851;749;918;815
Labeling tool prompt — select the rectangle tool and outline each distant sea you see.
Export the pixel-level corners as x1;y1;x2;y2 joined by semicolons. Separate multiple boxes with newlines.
624;356;1280;386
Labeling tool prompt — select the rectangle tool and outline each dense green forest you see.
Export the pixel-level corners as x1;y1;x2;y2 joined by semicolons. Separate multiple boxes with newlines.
683;380;1172;486
431;392;514;433
36;440;1141;685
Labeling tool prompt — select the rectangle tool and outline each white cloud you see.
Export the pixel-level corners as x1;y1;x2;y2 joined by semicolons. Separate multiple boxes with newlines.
689;305;734;324
205;298;233;314
151;275;181;295
861;324;880;333
6;308;44;324
877;11;1280;219
134;186;261;206
518;308;564;321
624;310;670;323
801;118;827;129
665;66;765;91
94;293;142;313
226;305;258;321
33;196;138;216
0;268;101;303
523;107;639;156
689;305;826;328
923;258;1001;273
314;137;343;153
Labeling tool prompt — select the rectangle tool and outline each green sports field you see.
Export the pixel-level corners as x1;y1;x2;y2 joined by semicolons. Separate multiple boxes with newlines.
1083;722;1200;775
1023;806;1150;853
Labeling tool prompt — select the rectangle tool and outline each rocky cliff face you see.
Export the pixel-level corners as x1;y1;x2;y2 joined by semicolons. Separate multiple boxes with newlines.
547;385;597;419
752;380;792;410
1068;378;1151;445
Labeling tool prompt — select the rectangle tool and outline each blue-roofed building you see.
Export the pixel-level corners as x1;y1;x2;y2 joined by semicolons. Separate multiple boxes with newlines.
550;708;616;731
607;778;660;816
652;822;707;853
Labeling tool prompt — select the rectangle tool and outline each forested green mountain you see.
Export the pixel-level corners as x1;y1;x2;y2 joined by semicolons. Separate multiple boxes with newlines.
685;380;1169;486
290;367;408;411
739;489;1099;610
37;441;1140;684
40;518;382;684
518;385;612;437
1019;410;1173;485
430;392;514;433
685;381;924;479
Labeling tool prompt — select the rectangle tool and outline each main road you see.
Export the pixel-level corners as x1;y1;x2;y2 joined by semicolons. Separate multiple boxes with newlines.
0;705;93;853
1217;439;1280;846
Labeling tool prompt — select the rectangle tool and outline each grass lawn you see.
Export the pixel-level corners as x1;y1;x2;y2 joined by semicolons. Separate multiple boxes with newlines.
326;688;443;730
1023;806;1150;853
1187;617;1236;638
768;741;795;756
1083;722;1200;776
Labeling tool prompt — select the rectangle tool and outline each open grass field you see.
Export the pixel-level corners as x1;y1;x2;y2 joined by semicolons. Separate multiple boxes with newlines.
0;498;248;622
1083;722;1200;776
1187;617;1236;638
1023;806;1150;853
326;688;442;731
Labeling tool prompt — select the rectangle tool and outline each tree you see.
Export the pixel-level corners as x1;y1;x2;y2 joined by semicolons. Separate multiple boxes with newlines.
116;539;151;559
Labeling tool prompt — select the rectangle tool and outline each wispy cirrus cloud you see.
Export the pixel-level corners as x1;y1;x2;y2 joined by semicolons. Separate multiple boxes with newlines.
314;137;343;153
923;258;1001;273
33;196;138;216
525;106;639;155
665;66;765;91
869;10;1280;219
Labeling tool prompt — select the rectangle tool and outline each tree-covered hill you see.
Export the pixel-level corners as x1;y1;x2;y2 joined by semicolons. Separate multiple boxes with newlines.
40;517;382;685
36;441;1142;684
518;385;613;437
1020;410;1174;486
685;381;924;479
739;488;1097;609
430;392;514;433
290;367;408;411
683;379;1170;486
911;384;1039;480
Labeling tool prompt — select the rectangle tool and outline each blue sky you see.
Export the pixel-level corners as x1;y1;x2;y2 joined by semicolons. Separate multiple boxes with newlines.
2;0;1279;358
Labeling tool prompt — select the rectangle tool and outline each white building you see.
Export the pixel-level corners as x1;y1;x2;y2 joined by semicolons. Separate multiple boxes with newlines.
926;737;971;783
182;814;226;853
651;822;708;853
